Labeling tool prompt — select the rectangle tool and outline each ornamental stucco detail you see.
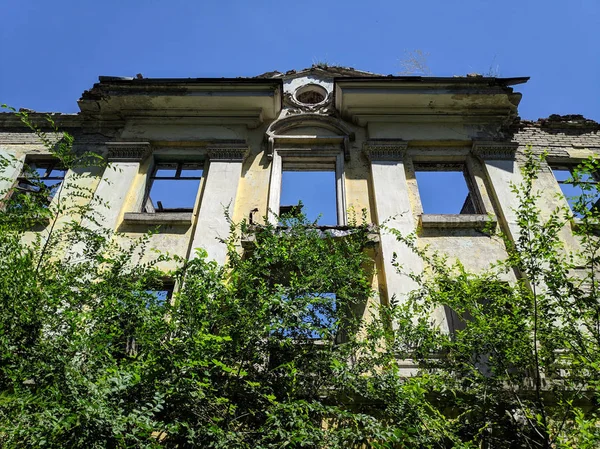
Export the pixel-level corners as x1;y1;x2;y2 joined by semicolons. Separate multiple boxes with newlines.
207;146;247;162
106;142;151;162
471;142;518;160
363;141;408;161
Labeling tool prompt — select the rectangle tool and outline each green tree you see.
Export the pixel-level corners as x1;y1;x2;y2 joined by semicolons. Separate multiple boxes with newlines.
1;109;599;448
0;110;450;448
386;148;600;448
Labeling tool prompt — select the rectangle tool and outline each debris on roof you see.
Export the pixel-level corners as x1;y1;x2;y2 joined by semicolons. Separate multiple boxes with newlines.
539;114;599;130
254;65;383;79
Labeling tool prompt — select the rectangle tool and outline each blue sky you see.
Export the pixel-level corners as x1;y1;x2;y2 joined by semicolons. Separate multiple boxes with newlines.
281;171;337;225
2;1;599;223
1;0;598;122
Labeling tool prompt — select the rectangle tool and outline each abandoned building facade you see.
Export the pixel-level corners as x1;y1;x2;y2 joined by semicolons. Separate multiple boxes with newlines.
1;66;599;333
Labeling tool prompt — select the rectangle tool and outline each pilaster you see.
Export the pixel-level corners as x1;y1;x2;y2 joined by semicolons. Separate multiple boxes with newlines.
89;142;151;231
190;145;246;264
471;141;523;244
364;141;422;320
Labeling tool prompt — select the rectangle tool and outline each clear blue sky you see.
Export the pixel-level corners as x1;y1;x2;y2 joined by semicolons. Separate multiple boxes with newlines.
281;171;337;225
1;0;599;122
2;1;599;223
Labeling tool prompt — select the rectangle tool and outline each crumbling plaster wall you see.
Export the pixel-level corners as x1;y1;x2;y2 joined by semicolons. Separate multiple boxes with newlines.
366;128;513;271
403;148;514;277
0;128;106;247
3;107;600;310
511;119;600;255
364;117;600;281
230;127;271;225
107;121;254;270
344;126;374;223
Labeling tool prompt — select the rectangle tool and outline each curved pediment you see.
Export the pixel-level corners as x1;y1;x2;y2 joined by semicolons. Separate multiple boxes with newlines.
266;115;353;160
267;114;353;139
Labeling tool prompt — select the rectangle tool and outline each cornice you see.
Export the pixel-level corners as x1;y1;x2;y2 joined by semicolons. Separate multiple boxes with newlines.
106;142;151;162
363;140;408;161
471;141;518;160
207;144;248;162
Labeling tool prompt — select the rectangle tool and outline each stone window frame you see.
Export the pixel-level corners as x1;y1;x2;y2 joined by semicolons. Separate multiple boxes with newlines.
267;147;347;226
548;160;600;214
142;161;205;214
118;143;246;227
123;157;208;226
119;145;208;226
405;147;497;230
10;156;67;208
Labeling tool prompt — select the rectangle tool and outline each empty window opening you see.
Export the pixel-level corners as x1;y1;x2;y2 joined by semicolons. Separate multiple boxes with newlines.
118;281;174;357
415;164;479;214
295;84;327;105
16;160;66;202
303;292;337;340
268;292;342;369
280;170;337;225
552;166;600;217
145;281;174;306
145;162;203;213
297;90;325;104
275;292;337;340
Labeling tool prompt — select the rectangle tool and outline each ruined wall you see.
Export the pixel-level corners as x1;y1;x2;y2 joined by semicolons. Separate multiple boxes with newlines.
2;74;599;334
512;116;600;253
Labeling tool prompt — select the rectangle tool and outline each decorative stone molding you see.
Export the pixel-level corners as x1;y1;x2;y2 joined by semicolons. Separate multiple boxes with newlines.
406;146;471;158
240;225;380;250
207;145;247;162
471;141;518;160
123;212;192;226
282;90;335;115
419;214;496;230
266;114;354;161
268;136;349;161
106;142;151;162
363;140;408;161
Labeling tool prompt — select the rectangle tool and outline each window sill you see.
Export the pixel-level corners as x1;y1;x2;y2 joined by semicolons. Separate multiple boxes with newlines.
570;218;600;233
122;212;193;226
419;214;495;230
240;224;380;249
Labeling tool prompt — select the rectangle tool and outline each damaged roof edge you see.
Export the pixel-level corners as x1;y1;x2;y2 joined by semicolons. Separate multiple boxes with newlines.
0;112;82;128
334;75;530;86
96;76;285;85
95;75;527;86
80;77;284;110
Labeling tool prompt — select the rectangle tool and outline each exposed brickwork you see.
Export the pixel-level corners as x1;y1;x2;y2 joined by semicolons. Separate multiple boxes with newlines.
0;132;49;145
2;110;599;158
512;116;600;157
0;130;107;150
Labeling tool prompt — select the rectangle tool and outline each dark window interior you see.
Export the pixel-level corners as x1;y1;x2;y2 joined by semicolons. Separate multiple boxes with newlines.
145;162;203;212
415;164;479;214
552;165;600;216
16;160;66;201
297;90;325;104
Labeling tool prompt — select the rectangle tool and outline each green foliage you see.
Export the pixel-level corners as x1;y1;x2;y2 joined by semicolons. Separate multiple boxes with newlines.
0;111;455;448
387;148;600;448
1;111;599;448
